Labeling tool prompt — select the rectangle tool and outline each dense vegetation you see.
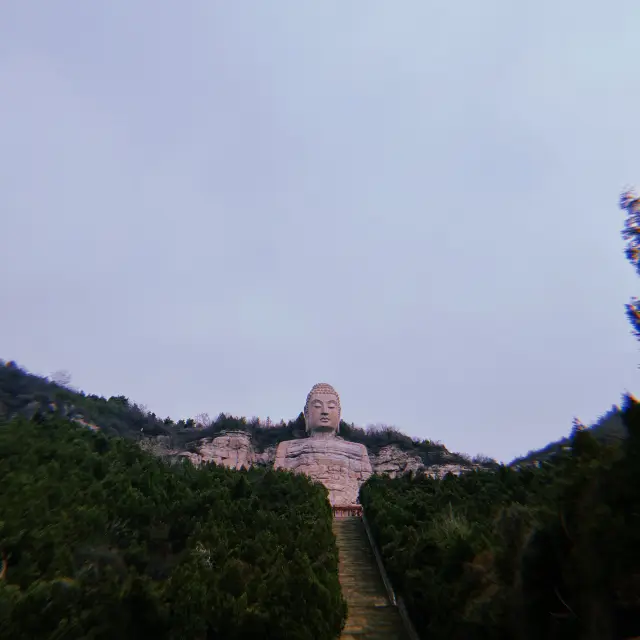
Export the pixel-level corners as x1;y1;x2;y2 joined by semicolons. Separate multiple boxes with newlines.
361;400;640;639
510;405;626;467
0;415;346;639
0;359;476;466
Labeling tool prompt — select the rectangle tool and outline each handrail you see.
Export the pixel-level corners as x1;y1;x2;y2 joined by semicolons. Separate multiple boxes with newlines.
361;513;397;606
396;597;421;640
361;512;422;640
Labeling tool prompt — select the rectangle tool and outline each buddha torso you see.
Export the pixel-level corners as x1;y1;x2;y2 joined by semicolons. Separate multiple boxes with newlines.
273;383;373;507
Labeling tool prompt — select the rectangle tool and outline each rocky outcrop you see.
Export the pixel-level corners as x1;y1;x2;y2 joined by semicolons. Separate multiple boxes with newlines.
274;437;372;506
369;446;424;477
424;463;477;478
171;431;277;471
143;434;479;482
177;431;253;470
369;445;478;479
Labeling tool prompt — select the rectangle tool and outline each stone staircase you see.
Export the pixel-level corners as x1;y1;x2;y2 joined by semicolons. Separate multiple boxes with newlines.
333;517;409;640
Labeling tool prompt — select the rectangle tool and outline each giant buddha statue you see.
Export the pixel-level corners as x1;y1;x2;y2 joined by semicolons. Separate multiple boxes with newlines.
274;383;373;507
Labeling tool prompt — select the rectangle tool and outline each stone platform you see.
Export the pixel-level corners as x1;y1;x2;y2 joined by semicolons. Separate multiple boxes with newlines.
333;505;363;518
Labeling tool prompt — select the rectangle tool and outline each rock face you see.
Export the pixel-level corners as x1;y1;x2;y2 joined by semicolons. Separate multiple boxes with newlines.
274;437;372;506
151;431;477;484
369;445;424;477
425;463;477;479
174;431;276;470
369;445;478;479
178;431;253;470
148;435;479;486
142;381;481;501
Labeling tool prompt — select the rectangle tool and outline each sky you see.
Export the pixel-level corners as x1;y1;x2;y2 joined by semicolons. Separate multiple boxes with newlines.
2;1;640;463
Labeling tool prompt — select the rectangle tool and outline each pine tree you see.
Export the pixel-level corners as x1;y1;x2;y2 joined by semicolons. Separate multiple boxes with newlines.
619;189;640;340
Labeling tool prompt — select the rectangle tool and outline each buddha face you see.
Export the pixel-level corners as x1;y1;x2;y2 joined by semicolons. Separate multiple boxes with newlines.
304;383;341;435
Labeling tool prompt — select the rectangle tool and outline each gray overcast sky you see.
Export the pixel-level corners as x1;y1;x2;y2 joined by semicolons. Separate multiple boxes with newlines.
2;1;639;463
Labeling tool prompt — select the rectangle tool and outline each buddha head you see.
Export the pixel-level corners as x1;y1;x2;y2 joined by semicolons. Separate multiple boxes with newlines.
304;383;341;436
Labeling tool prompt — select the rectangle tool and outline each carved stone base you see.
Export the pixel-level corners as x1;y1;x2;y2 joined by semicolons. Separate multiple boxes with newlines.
333;505;363;518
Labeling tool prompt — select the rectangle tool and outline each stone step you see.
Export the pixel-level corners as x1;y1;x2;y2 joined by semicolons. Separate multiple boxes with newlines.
333;517;408;640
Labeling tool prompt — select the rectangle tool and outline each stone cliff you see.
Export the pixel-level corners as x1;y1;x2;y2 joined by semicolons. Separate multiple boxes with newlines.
142;431;480;481
174;431;275;470
369;444;477;479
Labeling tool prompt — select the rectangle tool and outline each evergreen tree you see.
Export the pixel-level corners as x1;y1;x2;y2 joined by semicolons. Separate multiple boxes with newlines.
0;416;346;639
619;189;640;340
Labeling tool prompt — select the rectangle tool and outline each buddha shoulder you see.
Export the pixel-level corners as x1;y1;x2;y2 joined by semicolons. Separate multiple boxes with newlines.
274;437;369;457
336;437;369;453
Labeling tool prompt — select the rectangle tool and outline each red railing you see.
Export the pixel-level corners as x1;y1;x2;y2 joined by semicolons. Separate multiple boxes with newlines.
332;505;363;518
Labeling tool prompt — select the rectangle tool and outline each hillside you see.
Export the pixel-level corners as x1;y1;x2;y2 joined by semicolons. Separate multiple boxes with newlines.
360;396;640;639
0;413;346;639
0;359;485;470
510;406;627;467
4;357;640;638
5;358;633;474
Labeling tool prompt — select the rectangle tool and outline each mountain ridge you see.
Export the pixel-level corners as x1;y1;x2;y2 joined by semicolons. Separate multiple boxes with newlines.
4;358;629;472
0;359;490;472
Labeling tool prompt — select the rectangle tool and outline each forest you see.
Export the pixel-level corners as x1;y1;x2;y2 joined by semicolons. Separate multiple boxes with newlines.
0;414;346;639
361;401;640;639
